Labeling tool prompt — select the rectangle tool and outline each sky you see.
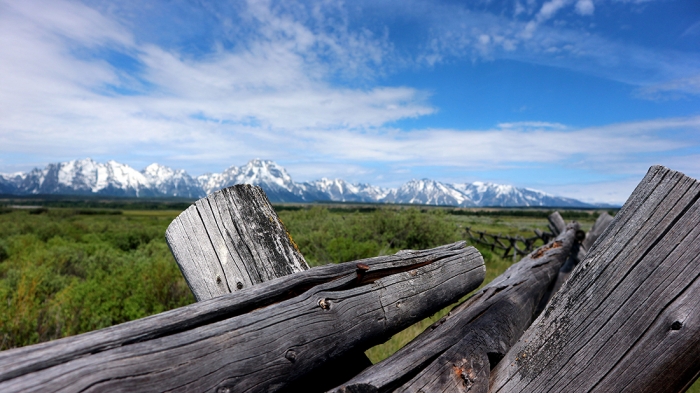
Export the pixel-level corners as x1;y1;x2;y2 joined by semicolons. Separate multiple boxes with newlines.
0;0;698;204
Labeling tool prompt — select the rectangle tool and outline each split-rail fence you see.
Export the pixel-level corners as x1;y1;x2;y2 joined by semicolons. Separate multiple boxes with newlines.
0;165;698;392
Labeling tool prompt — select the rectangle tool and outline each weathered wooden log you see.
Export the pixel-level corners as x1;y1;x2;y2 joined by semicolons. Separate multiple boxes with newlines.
582;211;613;251
332;224;579;393
534;228;551;244
490;165;700;393
0;242;484;393
547;211;566;236
166;184;371;390
165;184;309;301
550;210;615;296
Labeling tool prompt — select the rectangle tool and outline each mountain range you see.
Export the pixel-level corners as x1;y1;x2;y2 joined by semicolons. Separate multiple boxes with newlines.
0;158;593;207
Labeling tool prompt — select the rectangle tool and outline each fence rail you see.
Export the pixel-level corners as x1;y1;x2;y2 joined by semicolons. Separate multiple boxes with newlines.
463;226;554;260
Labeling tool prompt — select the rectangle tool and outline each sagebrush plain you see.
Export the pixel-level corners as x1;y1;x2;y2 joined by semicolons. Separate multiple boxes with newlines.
5;202;694;390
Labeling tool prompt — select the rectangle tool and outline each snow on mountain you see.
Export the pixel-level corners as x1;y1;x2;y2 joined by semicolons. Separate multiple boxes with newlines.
2;158;150;196
198;159;303;202
1;158;593;207
454;182;587;207
142;164;204;198
297;178;391;203
1;158;200;197
384;179;476;207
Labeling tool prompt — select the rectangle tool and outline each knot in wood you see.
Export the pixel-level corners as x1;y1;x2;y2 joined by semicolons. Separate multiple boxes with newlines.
216;275;222;284
318;298;331;310
236;281;243;290
217;387;232;393
453;365;476;388
285;349;297;363
671;321;683;330
531;240;563;259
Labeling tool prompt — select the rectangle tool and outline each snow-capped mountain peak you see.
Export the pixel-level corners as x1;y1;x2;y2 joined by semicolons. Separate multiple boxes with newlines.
384;179;476;206
0;158;592;207
238;159;295;190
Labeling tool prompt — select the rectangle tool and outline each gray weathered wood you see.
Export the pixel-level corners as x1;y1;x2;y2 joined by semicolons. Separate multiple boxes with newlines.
582;211;613;251
332;224;579;393
547;211;566;236
550;210;615;296
0;242;484;393
171;185;371;390
165;185;309;301
490;165;700;393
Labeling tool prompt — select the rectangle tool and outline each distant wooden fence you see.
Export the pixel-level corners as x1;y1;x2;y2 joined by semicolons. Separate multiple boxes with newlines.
463;226;552;260
1;165;698;393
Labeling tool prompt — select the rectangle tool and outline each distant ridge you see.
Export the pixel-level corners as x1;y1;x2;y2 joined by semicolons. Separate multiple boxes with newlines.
0;158;594;207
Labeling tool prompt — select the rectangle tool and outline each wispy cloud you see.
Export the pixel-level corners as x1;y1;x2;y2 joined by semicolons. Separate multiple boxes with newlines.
634;74;700;100
373;0;700;98
0;0;432;171
0;0;697;205
292;116;697;168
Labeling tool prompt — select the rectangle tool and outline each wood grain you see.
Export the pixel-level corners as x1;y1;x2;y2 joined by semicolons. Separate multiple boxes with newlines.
332;224;579;393
165;185;309;301
550;210;615;297
0;243;484;393
490;165;700;393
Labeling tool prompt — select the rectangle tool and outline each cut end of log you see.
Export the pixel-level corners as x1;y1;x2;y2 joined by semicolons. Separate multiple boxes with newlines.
165;184;310;301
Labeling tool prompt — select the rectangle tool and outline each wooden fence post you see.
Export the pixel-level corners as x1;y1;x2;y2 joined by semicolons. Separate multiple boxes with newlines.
165;184;372;391
547;211;566;236
165;184;309;300
490;165;700;393
582;211;613;251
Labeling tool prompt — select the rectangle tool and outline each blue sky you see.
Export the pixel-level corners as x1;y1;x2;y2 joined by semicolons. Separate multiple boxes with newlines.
0;0;698;204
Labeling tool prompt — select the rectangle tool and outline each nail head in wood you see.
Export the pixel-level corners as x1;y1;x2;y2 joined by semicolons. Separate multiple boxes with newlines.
285;349;297;363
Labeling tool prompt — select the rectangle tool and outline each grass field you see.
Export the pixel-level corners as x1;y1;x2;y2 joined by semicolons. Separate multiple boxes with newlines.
1;203;696;391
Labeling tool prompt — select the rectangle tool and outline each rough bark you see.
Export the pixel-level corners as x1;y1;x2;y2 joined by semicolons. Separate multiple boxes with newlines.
490;165;700;393
332;224;579;393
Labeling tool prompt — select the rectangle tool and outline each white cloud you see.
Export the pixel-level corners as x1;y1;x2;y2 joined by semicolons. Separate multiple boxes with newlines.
0;0;433;172
575;0;595;15
497;121;568;130
0;0;697;205
634;74;700;100
543;177;643;205
390;0;699;95
538;0;572;21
